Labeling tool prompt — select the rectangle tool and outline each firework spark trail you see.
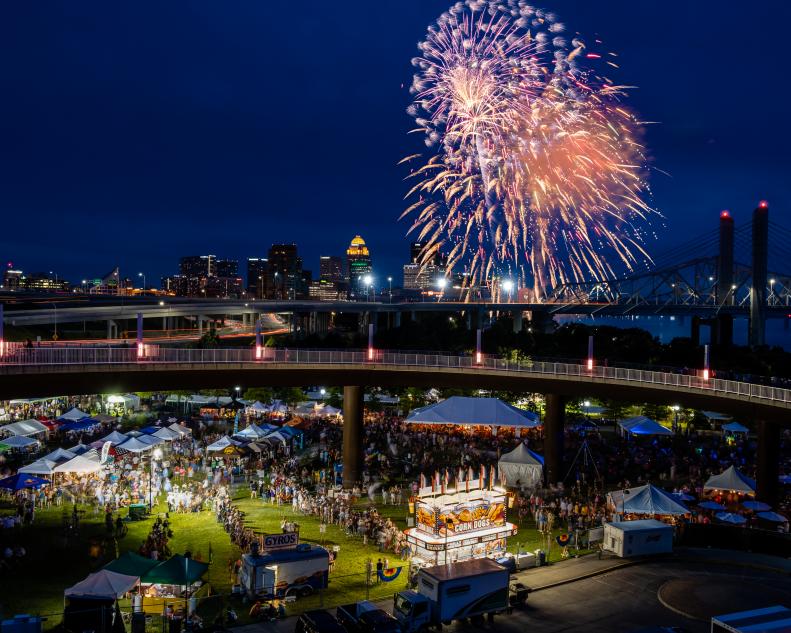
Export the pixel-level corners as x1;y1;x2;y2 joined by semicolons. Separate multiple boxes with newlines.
403;0;657;301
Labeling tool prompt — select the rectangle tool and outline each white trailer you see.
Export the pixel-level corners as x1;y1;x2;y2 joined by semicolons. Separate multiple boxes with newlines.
603;519;673;558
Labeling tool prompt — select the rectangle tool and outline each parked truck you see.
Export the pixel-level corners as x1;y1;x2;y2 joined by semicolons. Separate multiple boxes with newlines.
393;558;510;631
336;601;401;633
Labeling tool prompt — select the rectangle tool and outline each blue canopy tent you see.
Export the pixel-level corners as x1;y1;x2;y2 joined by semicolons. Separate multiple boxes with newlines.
715;512;747;525
60;420;98;433
756;511;788;523
698;500;726;511
0;435;39;449
0;473;50;491
618;416;673;437
722;422;749;435
742;500;771;512
607;483;689;516
406;397;540;427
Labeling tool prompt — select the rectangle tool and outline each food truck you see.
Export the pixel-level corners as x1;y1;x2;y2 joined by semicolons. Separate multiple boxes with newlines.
404;475;517;566
239;535;329;599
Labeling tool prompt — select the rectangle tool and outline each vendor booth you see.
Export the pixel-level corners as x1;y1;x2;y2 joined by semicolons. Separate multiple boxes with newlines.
498;443;544;490
404;475;517;566
617;416;673;437
64;569;138;633
406;397;540;430
607;483;689;519
704;466;756;495
0;419;49;439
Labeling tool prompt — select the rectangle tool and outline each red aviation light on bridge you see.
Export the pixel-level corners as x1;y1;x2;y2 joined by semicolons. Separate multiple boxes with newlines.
720;210;730;218
759;200;768;209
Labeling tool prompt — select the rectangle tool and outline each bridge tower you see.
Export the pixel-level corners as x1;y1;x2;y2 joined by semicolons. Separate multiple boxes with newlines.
716;211;734;346
749;201;769;346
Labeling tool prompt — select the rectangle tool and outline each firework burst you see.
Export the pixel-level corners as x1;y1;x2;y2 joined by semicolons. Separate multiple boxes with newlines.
403;0;656;301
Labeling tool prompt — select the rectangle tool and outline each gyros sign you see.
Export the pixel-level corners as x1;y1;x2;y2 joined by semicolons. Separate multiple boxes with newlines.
263;532;299;551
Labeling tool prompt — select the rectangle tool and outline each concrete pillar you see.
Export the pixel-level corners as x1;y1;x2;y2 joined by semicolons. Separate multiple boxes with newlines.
513;311;523;334
394;311;402;328
342;385;365;489
162;316;168;331
756;420;780;505
543;394;566;487
410;311;417;323
106;320;117;340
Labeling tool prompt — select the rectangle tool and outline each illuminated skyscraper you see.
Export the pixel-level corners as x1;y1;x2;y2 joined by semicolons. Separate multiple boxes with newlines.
346;235;372;294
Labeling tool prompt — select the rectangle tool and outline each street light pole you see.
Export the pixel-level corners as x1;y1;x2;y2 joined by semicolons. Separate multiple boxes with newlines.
138;272;146;292
387;277;392;304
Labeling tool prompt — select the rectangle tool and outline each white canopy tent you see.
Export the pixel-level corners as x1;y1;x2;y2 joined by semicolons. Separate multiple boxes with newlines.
234;424;266;439
498;443;544;490
106;394;141;411
0;435;39;449
97;430;128;446
152;427;180;441
607;483;689;516
18;459;58;476
59;408;89;421
43;447;77;463
168;423;191;436
54;455;103;474
65;570;138;599
704;465;756;495
206;436;236;452
1;419;50;437
116;437;154;454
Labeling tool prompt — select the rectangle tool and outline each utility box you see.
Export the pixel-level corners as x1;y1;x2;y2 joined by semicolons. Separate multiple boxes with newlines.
603;519;673;558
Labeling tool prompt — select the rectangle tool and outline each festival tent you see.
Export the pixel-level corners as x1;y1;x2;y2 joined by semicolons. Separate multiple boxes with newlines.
277;426;302;438
97;431;128;446
742;500;771;512
756;511;788;523
168;423;191;436
206;436;237;452
115;436;155;453
105;394;141;411
672;492;696;502
18;459;58;476
722;422;749;435
618;416;673;436
262;431;290;445
498;443;544;489
234;424;266;439
714;512;747;525
68;443;94;456
0;435;39;449
701;411;731;422
1;419;49;437
0;473;50;490
60;420;99;433
44;447;77;463
137;434;164;447
246;401;268;413
59;408;89;421
405;397;541;427
103;552;160;578
65;570;139;599
704;465;756;494
142;555;209;586
607;483;689;516
54;455;103;474
152;427;180;441
317;404;341;417
698;500;726;511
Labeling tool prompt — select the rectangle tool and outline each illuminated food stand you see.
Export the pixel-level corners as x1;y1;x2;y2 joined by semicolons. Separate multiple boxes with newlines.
405;472;517;566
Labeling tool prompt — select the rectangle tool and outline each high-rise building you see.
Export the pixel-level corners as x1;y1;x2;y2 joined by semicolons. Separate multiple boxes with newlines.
267;244;303;299
403;242;446;291
215;258;238;278
247;257;269;298
174;255;242;297
319;256;344;284
346;235;372;295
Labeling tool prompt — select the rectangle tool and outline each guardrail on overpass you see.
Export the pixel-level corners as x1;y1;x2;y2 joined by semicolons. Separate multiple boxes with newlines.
2;344;791;410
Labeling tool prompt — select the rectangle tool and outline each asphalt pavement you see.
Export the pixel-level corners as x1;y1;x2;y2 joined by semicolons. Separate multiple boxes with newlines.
236;550;791;633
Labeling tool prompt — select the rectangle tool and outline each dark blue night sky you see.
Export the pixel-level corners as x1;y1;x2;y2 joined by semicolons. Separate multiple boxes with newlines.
0;1;788;285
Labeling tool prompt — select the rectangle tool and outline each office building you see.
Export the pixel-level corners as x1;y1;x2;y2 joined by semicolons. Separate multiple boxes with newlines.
247;257;269;298
267;244;304;299
346;235;372;295
319;256;344;284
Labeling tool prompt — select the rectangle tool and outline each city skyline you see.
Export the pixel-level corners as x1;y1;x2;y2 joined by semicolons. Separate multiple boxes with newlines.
1;1;790;289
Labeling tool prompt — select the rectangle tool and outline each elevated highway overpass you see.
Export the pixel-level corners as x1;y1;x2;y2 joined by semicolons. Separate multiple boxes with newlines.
0;346;786;502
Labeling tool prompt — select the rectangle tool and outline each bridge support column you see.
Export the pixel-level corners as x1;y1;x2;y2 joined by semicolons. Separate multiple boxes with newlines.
750;202;769;347
162;316;169;331
394;311;401;328
513;311;523;334
691;316;701;347
106;320;118;340
530;309;554;334
342;385;364;489
543;394;565;487
717;315;733;347
756;420;780;505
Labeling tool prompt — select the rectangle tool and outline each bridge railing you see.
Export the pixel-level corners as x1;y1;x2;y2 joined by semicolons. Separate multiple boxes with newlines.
1;345;791;406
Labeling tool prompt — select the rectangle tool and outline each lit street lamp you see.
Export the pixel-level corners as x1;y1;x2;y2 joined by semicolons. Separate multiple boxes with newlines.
436;277;447;301
387;276;393;303
362;274;374;301
138;272;146;291
502;279;515;302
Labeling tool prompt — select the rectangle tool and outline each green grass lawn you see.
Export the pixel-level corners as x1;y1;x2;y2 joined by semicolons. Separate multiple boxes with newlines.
0;488;583;628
